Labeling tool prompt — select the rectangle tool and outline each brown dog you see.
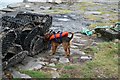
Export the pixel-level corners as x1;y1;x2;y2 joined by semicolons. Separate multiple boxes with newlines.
44;31;74;57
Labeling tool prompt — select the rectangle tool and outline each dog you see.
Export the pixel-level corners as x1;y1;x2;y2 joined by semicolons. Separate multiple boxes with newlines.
44;31;74;57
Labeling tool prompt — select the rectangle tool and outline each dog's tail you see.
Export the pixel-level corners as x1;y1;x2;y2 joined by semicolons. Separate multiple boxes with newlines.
68;32;74;40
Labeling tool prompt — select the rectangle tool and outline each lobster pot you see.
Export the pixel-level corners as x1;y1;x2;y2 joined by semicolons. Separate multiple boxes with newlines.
15;11;52;33
2;16;35;31
1;12;52;70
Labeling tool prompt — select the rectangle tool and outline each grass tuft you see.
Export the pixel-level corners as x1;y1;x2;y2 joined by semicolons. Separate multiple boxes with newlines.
20;70;51;78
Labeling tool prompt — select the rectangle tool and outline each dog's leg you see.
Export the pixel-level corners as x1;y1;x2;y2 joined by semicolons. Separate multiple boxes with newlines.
50;42;57;55
67;43;70;57
62;42;70;57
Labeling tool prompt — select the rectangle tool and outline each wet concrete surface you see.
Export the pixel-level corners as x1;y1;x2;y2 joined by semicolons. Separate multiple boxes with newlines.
52;14;86;32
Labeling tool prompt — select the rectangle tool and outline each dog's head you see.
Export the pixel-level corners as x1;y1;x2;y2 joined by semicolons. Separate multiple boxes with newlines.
44;30;54;41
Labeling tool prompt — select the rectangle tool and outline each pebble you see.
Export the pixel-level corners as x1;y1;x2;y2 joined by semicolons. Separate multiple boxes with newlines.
38;57;48;61
80;56;92;60
70;49;86;55
50;58;58;62
49;63;56;67
51;71;60;78
53;56;60;59
72;43;85;47
70;45;78;49
39;6;51;10
51;68;57;71
59;57;70;64
84;11;102;15
38;62;48;66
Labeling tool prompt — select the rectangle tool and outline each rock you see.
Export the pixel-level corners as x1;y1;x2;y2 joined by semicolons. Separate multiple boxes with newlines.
113;39;119;43
12;70;31;78
72;43;85;47
23;0;28;3
72;38;88;44
7;3;25;9
73;36;81;39
51;68;57;71
70;49;86;55
51;58;58;62
38;57;48;62
53;56;60;59
28;0;47;2
70;45;78;49
21;56;33;65
79;51;86;55
49;63;56;67
74;33;83;37
55;0;62;4
80;39;88;43
29;64;43;70
0;12;6;15
7;3;33;9
39;6;52;10
25;5;30;8
80;56;92;60
72;38;81;43
38;62;48;66
59;57;69;64
91;42;97;46
68;14;80;20
51;71;60;78
0;8;15;12
21;61;43;70
57;48;65;54
85;11;102;15
57;18;70;22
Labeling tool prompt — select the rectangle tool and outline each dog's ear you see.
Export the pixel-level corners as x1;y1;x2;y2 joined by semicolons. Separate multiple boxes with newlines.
44;32;52;40
57;31;60;33
53;31;56;34
50;30;53;33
